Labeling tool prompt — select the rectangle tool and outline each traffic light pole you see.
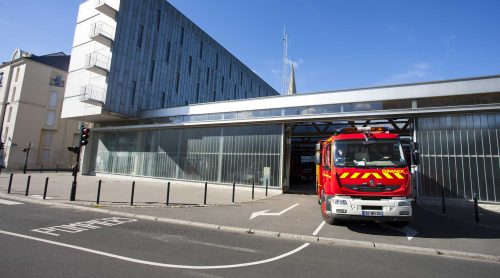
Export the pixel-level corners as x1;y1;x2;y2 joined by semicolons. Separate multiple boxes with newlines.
70;143;81;201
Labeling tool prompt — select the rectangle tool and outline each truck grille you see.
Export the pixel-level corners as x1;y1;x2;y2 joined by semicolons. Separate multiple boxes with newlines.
345;185;399;192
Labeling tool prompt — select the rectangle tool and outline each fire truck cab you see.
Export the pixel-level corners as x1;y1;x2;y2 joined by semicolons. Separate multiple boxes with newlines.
315;127;415;226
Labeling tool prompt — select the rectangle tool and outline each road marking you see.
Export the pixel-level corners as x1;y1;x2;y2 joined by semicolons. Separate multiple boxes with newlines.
0;229;310;269
150;234;258;253
0;199;23;205
250;203;299;220
31;217;137;236
312;221;326;236
383;225;418;240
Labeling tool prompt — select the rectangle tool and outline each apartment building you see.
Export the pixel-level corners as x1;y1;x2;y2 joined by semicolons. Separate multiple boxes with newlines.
0;49;80;170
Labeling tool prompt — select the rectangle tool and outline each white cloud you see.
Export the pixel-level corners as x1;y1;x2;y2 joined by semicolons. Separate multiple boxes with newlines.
284;57;304;68
377;62;433;85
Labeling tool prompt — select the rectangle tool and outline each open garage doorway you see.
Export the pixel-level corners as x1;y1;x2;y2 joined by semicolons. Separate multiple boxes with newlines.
285;118;414;194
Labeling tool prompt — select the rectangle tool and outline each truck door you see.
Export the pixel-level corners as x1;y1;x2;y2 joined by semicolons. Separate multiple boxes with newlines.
321;142;333;197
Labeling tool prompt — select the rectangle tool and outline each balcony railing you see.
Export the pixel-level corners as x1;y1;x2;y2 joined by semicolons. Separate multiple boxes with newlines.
94;0;117;18
85;52;111;75
80;84;106;105
90;21;115;47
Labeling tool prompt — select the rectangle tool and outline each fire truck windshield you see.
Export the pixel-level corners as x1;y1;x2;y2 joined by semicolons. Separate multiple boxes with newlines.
333;139;406;168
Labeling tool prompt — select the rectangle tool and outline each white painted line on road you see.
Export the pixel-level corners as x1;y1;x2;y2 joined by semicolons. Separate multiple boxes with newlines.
312;221;326;236
0;229;310;269
250;203;299;219
0;199;23;205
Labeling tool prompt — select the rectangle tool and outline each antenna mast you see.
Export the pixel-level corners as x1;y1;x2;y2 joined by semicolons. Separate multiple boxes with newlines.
282;26;288;95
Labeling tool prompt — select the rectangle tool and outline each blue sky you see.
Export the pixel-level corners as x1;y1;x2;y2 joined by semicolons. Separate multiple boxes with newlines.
1;0;499;94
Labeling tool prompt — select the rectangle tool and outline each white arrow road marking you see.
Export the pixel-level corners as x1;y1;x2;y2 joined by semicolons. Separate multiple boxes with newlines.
0;229;309;270
250;203;300;220
383;225;418;241
0;199;23;205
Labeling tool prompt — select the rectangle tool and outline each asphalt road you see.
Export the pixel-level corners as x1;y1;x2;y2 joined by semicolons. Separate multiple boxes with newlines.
1;199;499;277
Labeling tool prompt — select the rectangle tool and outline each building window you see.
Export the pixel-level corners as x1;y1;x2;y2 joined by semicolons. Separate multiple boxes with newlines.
130;81;136;107
213;91;216;102
206;67;210;84
196;83;200;101
199;41;203;59
11;87;16;102
7;107;12;122
175;73;180;94
43;131;53;146
166;42;171;63
215;53;219;69
188;56;192;76
180;27;185;46
46;110;55;127
0;72;3;87
221;77;224;94
48;92;58;108
41;149;50;163
240;72;243;86
250;79;253;93
156;10;161;31
229;64;232;79
137;25;144;49
149;60;155;83
234;84;237;99
15;67;20;82
161;92;166;108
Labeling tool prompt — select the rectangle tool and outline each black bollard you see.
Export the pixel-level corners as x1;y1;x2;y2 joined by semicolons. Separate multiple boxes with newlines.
203;182;208;205
7;173;13;193
265;179;268;196
96;180;102;204
441;187;446;214
252;180;255;200
56;164;59;173
166;181;170;206
232;182;236;203
25;175;31;196
130;181;135;206
40;164;43;173
43;177;49;200
473;193;479;222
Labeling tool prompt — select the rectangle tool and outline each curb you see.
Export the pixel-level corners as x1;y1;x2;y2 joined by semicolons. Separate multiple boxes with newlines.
1;193;499;264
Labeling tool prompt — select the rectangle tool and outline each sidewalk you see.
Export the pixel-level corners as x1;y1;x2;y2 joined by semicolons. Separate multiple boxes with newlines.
0;172;281;207
417;197;500;231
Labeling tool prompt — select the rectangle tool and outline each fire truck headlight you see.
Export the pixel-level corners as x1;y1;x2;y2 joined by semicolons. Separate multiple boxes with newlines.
398;201;411;207
334;199;348;206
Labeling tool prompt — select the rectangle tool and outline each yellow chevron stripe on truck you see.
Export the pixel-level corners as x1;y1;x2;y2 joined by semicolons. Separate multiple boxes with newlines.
338;172;405;179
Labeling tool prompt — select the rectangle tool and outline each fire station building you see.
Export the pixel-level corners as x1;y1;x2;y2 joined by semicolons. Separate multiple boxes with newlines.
62;0;500;203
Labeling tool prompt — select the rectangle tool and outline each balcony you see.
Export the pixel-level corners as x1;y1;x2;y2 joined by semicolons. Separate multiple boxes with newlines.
94;0;117;19
80;85;106;105
90;21;115;47
85;52;111;76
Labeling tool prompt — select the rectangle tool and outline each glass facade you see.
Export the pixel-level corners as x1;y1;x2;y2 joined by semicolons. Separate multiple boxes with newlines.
417;113;500;202
92;125;282;187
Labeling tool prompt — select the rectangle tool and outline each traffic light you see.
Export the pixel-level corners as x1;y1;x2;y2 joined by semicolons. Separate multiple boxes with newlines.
67;146;80;154
22;148;29;152
80;126;91;146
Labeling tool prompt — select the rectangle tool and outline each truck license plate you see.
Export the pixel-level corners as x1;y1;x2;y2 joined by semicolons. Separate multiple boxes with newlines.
362;211;383;216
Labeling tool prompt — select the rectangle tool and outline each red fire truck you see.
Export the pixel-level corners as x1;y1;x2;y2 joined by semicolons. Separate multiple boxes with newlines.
315;127;415;226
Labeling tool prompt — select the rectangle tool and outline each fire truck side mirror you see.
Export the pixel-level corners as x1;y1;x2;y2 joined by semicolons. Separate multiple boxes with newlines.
314;143;321;165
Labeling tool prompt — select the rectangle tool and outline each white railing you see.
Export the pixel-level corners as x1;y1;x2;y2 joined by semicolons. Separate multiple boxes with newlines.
85;52;111;72
80;84;106;104
90;21;115;41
